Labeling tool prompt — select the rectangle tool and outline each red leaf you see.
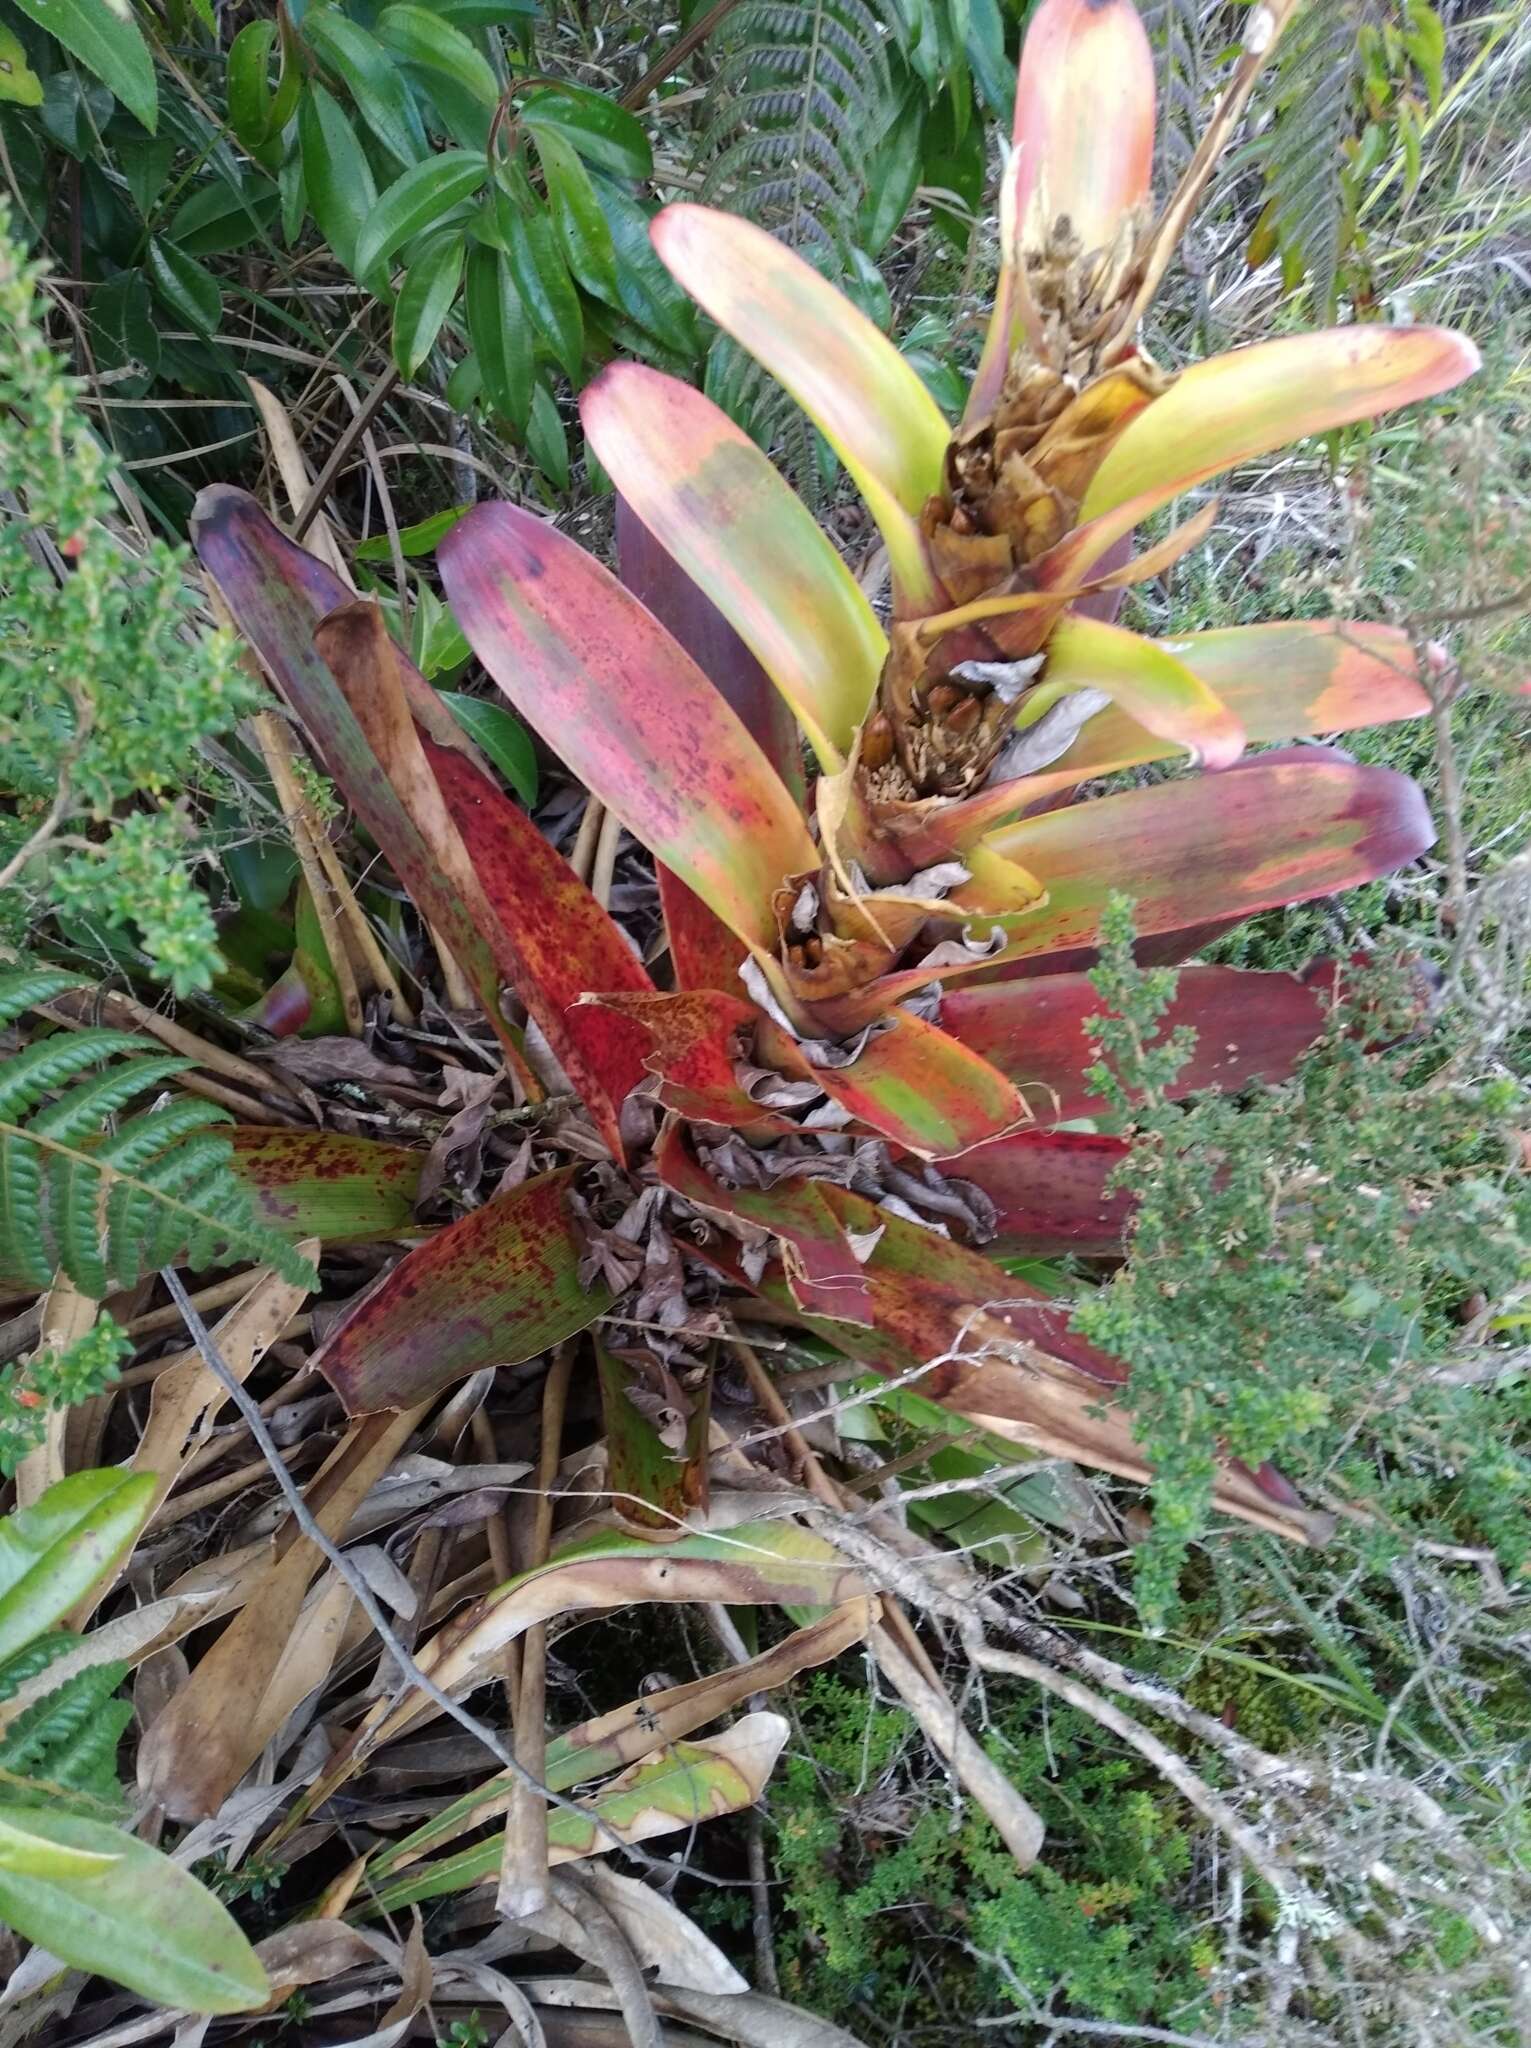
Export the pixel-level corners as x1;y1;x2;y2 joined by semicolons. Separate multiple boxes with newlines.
616;496;790;993
440;502;817;954
951;1130;1135;1254
655;1121;874;1324
963;759;1434;972
314;1167;610;1415
939;964;1329;1122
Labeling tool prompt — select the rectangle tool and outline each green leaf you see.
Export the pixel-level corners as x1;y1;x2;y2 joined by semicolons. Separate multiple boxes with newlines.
7;0;157;131
375;3;499;108
0;27;43;108
526;378;569;491
437;691;538;804
85;271;158;396
0;1471;155;1668
354;505;471;560
464;242;531;430
303;7;426;168
593;179;698;356
494;188;581;379
116;131;175;219
523;84;651;180
391;226;465;377
298;83;377;278
355;150;487;288
146;238;221;335
225;19;276;149
534;125;618;299
0;1805;267;2014
432;0;537;21
168;174;279;257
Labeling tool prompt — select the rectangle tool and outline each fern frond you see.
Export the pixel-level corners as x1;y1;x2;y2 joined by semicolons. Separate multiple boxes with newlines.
1248;0;1362;317
0;973;315;1295
0;1660;130;1812
697;0;896;266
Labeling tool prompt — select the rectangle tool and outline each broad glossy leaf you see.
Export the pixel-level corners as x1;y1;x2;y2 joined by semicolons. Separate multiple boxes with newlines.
375;3;499;108
1036;614;1245;769
757;1009;1028;1159
587;366;886;766
464;244;532;430
940;963;1329;1123
392;227;465;377
436;689;537;804
948;1129;1135;1253
522;84;652;180
535;125;619;299
314;1167;612;1414
0;1807;267;2014
298;85;376;279
303;7;426;166
968;759;1436;970
146;238;221;335
355;151;486;286
440;503;818;955
495;190;583;380
0;1471;155;1667
651;204;948;604
9;0;156;130
229;1128;423;1242
1081;327;1480;528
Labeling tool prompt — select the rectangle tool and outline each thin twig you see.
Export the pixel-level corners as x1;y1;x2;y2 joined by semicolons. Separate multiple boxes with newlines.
292;365;402;542
549;1871;663;2048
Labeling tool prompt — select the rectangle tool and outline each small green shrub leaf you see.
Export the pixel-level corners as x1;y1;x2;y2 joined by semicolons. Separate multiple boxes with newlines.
0;1471;154;1668
437;691;538;804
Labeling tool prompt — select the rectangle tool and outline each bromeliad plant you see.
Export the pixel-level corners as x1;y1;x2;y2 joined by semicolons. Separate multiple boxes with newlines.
197;0;1477;1542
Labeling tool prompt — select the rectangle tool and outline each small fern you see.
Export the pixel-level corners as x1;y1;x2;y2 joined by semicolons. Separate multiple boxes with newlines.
0;1660;130;1809
699;0;896;264
0;967;313;1296
1247;0;1362;318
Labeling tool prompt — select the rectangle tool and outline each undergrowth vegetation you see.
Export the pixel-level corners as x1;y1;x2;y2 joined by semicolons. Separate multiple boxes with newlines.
0;0;1526;2042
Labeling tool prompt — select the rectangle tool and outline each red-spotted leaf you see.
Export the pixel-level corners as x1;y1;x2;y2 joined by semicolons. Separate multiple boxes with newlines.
939;963;1329;1123
949;1129;1134;1253
588;366;885;764
787;1189;1325;1541
963;759;1434;971
230;1129;423;1243
587;990;789;1130
650;204;947;607
1080;327;1479;532
314;1167;611;1415
757;1009;1029;1159
421;731;654;1158
312;602;652;1158
440;502;817;955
